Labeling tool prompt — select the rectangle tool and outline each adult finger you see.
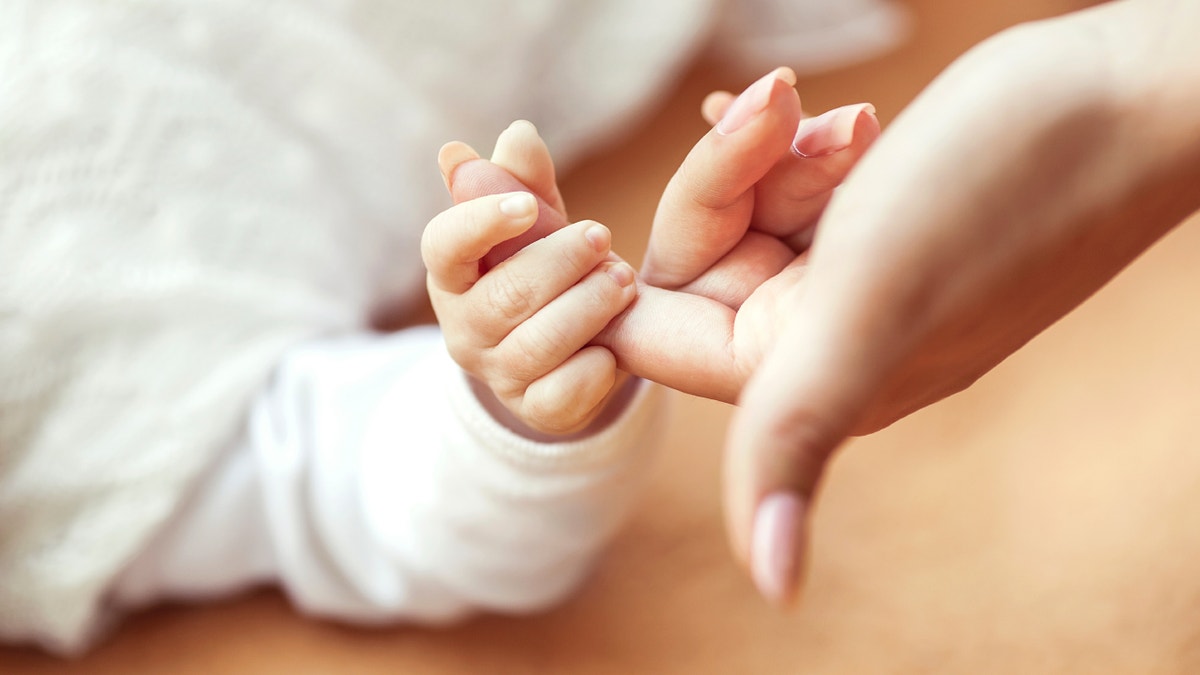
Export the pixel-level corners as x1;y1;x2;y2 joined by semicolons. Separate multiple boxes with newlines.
752;104;881;245
592;284;743;403
720;132;924;604
699;91;882;246
723;291;889;607
642;67;802;289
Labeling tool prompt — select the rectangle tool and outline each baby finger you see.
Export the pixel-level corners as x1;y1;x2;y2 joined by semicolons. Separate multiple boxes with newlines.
490;260;636;387
422;191;539;294
520;346;619;434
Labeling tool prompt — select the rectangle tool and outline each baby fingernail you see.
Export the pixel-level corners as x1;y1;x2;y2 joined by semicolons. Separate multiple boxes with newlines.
751;491;805;607
606;262;635;287
585;223;611;253
499;192;536;218
436;141;481;191
717;67;795;136
792;103;876;158
509;119;538;136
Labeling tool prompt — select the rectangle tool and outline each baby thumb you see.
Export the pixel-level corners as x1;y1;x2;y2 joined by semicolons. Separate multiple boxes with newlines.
439;144;568;271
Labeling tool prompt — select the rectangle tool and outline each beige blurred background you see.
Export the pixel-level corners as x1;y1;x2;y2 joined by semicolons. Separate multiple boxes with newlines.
7;0;1200;672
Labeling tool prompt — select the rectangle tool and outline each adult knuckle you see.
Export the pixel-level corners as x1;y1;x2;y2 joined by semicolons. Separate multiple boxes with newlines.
677;162;730;212
763;406;846;493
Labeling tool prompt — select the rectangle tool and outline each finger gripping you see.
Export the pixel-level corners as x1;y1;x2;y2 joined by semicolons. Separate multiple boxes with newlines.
449;158;569;271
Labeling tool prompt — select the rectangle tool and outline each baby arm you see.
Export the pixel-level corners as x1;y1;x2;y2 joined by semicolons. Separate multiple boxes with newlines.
109;123;665;633
423;122;639;437
113;331;666;623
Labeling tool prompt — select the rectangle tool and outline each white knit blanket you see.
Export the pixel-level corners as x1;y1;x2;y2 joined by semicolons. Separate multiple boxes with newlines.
0;0;905;652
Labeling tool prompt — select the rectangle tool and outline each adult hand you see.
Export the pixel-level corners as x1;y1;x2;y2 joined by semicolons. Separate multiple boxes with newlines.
445;69;880;405
715;2;1200;605
595;67;881;402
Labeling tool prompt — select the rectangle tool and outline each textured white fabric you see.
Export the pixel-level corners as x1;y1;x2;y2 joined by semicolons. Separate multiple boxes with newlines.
111;330;666;625
713;0;910;74
0;0;906;654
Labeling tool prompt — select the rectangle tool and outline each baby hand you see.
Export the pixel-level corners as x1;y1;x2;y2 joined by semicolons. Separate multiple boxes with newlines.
422;142;637;436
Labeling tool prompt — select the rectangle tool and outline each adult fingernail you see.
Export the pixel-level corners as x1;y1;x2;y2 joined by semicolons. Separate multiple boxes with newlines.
751;491;805;606
499;192;536;218
792;103;876;158
717;67;796;136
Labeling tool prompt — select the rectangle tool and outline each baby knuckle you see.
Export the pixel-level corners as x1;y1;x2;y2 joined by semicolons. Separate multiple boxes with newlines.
419;224;444;267
550;246;589;280
485;272;538;322
518;323;569;365
490;377;525;405
442;331;480;369
522;394;581;435
482;346;538;391
462;205;496;244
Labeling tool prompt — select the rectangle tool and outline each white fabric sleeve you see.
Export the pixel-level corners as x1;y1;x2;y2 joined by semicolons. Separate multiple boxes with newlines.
109;327;667;624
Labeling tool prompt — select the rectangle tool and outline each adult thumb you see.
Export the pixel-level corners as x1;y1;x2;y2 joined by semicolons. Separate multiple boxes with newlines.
723;296;887;607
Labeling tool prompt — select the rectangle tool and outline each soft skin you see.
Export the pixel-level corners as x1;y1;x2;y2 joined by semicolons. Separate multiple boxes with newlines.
698;0;1200;604
425;122;638;437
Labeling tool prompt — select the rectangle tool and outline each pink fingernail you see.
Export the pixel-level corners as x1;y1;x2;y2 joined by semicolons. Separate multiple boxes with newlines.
792;103;876;158
717;67;795;136
751;491;805;606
